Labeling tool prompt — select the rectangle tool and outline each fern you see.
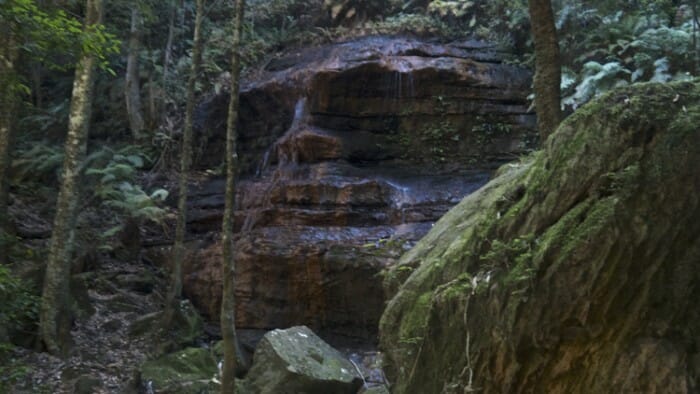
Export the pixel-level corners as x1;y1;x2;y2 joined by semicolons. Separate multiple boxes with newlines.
11;142;64;183
650;57;672;82
564;61;630;109
104;182;168;223
84;146;168;225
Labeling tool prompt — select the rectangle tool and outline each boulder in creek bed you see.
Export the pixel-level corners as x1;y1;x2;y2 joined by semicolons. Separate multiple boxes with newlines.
244;325;364;394
379;81;700;393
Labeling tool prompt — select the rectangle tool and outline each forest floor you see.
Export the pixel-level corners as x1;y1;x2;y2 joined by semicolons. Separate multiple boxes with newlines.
11;253;164;393
6;185;387;393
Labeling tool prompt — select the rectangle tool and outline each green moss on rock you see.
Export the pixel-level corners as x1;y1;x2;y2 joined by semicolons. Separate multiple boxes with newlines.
140;347;218;394
380;81;700;393
244;326;363;394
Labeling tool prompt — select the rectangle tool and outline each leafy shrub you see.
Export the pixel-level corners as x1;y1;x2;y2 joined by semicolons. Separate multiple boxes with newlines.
0;265;39;391
83;146;169;250
0;266;39;331
11;142;64;184
558;3;698;110
363;13;454;36
85;146;168;222
563;61;630;109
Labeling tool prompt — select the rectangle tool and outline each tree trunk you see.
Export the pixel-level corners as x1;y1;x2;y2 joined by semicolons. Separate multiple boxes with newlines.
160;0;204;334
39;0;103;356
527;0;562;141
221;0;246;391
162;0;178;92
0;28;19;263
125;6;145;141
693;0;699;75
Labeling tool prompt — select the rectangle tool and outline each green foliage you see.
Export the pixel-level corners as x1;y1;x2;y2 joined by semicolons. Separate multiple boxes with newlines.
564;61;631;109
557;2;698;109
84;146;168;224
426;0;530;50
1;0;120;71
0;342;30;392
363;13;454;36
0;265;37;391
11;142;64;184
428;0;475;18
480;234;536;281
0;266;39;330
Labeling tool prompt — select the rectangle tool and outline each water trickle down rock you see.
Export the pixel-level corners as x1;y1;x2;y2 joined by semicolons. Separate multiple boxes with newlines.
178;36;536;340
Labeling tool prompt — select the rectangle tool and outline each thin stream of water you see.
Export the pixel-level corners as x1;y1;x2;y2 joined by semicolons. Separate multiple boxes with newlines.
243;97;308;233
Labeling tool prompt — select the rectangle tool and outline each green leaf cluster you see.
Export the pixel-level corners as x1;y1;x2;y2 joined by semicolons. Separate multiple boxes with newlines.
0;265;39;332
557;1;697;109
0;265;38;391
84;146;168;224
0;0;120;72
10;142;64;184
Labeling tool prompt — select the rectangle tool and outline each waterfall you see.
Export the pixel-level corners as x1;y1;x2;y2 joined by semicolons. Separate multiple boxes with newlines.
244;97;308;232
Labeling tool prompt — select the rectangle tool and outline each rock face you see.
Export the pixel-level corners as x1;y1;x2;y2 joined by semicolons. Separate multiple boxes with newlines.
379;82;700;393
182;36;536;339
244;326;363;394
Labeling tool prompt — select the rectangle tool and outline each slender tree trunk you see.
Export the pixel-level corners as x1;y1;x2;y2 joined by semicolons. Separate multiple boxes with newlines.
39;0;103;356
160;0;204;333
0;28;19;263
162;0;177;91
692;0;699;75
221;0;245;391
527;0;562;141
32;64;43;109
125;6;145;141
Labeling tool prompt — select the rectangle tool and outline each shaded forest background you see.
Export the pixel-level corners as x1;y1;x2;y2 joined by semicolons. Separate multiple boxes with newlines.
0;0;698;389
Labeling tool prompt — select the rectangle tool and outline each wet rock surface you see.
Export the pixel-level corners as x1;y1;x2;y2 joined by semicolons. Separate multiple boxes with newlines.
179;36;536;339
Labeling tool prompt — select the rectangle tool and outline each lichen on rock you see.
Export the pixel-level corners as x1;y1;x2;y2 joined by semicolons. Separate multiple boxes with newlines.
379;81;700;393
244;326;363;394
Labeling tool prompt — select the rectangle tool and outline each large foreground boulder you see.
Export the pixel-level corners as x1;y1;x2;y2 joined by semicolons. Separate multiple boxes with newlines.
379;81;700;393
245;326;363;393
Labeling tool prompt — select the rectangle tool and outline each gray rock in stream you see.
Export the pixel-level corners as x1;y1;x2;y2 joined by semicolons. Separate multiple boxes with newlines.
244;326;364;394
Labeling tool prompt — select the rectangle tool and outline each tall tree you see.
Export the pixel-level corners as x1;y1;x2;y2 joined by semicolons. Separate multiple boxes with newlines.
692;0;699;75
162;0;181;91
160;0;204;333
221;0;245;391
527;0;562;140
39;0;104;356
125;3;145;140
0;26;19;264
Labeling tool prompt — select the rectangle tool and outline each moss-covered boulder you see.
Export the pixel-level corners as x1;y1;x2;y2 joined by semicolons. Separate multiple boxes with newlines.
129;300;204;350
379;81;700;393
139;345;251;394
244;326;363;393
139;347;218;394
